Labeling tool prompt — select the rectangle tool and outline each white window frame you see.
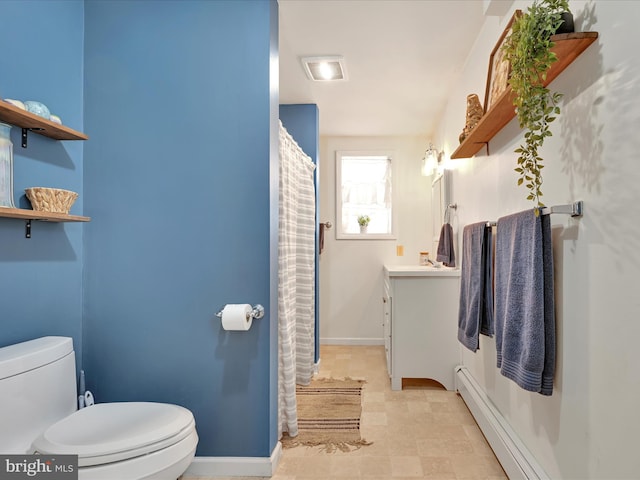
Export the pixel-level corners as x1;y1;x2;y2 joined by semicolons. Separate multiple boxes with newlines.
335;150;397;240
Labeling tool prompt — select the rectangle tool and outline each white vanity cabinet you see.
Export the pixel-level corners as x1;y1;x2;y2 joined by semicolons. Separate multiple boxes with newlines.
383;265;461;390
383;275;392;374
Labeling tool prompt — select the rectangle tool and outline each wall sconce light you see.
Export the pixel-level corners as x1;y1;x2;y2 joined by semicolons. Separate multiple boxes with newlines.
421;143;439;176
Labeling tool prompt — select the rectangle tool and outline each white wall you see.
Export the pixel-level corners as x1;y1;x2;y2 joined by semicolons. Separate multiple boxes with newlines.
439;1;640;478
319;135;430;343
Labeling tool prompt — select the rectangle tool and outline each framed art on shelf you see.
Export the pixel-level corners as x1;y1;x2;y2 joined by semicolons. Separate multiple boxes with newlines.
484;10;521;112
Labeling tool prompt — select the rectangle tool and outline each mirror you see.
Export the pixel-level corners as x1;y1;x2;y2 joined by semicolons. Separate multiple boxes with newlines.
431;169;452;254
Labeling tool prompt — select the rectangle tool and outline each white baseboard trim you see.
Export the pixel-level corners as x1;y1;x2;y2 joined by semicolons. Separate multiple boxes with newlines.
454;365;548;480
320;337;384;346
184;441;282;477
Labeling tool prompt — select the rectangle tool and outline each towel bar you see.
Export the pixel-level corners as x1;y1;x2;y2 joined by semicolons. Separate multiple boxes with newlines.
484;201;584;228
539;200;583;217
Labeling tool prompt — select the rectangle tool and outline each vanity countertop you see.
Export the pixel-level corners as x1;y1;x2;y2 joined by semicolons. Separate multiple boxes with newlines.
384;264;461;277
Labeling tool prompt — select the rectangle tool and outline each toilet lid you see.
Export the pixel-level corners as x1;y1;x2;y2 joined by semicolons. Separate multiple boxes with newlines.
32;402;196;467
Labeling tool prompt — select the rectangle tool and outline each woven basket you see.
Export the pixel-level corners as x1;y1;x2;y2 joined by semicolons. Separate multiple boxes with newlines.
25;187;78;214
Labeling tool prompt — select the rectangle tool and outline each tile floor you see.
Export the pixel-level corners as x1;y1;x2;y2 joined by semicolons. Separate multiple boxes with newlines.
182;345;507;480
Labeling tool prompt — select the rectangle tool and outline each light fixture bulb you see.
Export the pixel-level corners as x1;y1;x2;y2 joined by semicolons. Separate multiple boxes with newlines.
301;56;347;81
421;144;438;176
318;62;333;80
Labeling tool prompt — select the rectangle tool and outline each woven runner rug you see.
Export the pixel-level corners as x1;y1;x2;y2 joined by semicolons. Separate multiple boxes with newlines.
281;377;371;453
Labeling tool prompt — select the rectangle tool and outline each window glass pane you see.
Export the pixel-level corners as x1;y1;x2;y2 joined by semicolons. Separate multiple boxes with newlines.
338;155;393;235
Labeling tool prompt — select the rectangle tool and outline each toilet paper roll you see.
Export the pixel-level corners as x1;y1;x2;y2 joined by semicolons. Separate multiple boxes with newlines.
221;304;253;331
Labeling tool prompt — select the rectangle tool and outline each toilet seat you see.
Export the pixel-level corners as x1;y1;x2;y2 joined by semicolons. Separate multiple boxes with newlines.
32;402;196;467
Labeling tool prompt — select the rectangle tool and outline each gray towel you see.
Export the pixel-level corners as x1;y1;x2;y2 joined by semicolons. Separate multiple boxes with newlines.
495;210;555;395
457;222;493;351
436;223;455;267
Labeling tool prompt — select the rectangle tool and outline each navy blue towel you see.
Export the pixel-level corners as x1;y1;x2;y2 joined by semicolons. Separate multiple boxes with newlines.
495;209;555;395
457;222;494;352
480;226;494;337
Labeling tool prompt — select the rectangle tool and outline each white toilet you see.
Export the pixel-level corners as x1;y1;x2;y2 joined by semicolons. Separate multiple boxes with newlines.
0;336;198;480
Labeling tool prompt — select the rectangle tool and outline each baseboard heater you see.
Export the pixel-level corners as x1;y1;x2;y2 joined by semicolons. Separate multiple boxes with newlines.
454;366;548;480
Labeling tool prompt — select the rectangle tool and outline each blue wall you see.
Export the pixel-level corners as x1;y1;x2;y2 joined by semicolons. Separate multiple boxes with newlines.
0;0;278;460
82;0;278;457
279;104;320;364
0;1;85;368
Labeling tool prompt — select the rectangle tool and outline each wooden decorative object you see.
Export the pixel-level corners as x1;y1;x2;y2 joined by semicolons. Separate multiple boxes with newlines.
459;94;484;143
485;10;521;112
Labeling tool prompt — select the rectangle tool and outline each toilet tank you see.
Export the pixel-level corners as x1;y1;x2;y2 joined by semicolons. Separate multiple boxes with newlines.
0;337;77;454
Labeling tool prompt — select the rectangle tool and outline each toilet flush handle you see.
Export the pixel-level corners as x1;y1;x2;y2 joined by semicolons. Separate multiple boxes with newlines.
84;390;95;407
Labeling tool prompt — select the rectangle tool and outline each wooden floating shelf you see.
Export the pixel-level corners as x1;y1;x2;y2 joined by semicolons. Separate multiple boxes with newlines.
0;101;88;142
451;32;599;159
0;207;90;223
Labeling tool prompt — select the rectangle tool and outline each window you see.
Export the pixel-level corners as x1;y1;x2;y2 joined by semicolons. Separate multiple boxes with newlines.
336;151;396;239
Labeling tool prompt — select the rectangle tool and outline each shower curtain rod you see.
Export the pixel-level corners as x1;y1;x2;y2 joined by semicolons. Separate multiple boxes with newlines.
485;201;583;227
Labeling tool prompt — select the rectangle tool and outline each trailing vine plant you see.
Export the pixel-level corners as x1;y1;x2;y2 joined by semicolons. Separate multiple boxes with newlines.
502;0;571;209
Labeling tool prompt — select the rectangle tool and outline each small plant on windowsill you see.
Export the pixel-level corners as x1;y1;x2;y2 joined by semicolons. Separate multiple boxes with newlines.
357;215;370;233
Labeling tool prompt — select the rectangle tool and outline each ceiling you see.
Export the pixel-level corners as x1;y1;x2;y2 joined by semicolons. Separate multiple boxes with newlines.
278;0;489;138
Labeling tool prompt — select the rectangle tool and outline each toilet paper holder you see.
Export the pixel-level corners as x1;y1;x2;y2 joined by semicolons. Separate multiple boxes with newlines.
216;304;265;321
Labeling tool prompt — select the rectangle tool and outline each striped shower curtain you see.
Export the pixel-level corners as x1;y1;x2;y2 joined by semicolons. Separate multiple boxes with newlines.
278;121;316;438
